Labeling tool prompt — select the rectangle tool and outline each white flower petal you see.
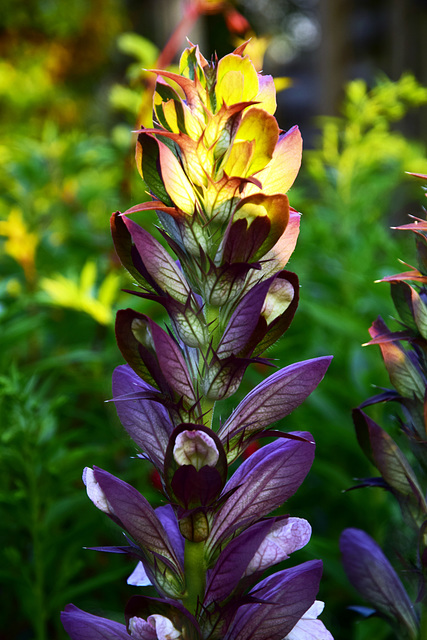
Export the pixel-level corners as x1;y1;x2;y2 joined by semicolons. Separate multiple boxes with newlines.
147;614;182;640
82;467;112;514
245;517;312;575
285;601;334;640
127;561;152;586
303;601;325;619
173;430;219;470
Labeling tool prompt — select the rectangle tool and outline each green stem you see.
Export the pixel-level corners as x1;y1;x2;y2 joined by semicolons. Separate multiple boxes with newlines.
420;603;427;640
182;539;206;615
197;303;220;427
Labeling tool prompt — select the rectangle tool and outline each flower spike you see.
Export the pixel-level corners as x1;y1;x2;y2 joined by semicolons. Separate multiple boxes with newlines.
62;42;332;640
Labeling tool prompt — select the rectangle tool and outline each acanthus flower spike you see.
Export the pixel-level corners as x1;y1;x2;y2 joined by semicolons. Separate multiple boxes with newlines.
62;41;333;640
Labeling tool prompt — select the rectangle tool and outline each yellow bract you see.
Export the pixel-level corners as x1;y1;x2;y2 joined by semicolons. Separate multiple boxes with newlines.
159;142;196;215
223;108;279;177
145;42;302;242
215;54;259;109
234;193;289;259
244;127;302;196
261;279;294;325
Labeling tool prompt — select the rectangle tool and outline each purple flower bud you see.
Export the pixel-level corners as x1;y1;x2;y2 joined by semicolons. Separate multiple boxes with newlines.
61;604;130;640
340;528;418;637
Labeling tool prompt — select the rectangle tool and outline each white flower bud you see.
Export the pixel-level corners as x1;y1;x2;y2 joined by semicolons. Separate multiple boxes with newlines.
261;279;293;325
147;614;182;639
82;467;112;515
173;430;219;470
128;616;156;639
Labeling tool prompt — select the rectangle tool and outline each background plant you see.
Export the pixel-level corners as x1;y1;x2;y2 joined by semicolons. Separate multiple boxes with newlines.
339;174;427;640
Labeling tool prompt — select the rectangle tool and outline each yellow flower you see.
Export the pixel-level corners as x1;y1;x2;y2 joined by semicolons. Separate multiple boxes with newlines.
0;208;39;282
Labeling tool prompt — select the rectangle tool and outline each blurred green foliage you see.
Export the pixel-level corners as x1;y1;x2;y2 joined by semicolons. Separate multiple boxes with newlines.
1;3;427;638
0;5;158;640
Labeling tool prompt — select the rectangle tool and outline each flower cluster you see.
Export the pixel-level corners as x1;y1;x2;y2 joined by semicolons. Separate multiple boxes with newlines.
62;43;332;640
340;174;427;640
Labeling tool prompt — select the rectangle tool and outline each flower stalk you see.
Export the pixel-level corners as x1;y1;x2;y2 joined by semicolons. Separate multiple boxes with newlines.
62;42;333;640
183;539;206;614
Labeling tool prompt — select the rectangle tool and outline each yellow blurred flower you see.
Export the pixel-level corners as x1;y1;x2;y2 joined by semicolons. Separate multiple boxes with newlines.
40;261;121;325
0;208;39;282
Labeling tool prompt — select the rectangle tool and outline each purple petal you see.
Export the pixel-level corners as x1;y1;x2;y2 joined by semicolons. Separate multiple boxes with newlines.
204;519;275;605
155;504;184;567
218;357;332;447
216;277;273;358
112;364;173;470
61;604;131;640
340;528;418;636
224;560;323;640
207;435;315;553
93;467;183;579
148;318;196;404
223;215;271;264
122;215;192;305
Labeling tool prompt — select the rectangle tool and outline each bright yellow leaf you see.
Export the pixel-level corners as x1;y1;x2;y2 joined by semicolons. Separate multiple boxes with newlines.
216;54;259;109
224;108;279;177
245;126;302;196
158;142;196;215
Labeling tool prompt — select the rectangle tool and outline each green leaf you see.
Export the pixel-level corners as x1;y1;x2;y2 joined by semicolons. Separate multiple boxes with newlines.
136;133;173;206
390;282;417;330
353;409;427;525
